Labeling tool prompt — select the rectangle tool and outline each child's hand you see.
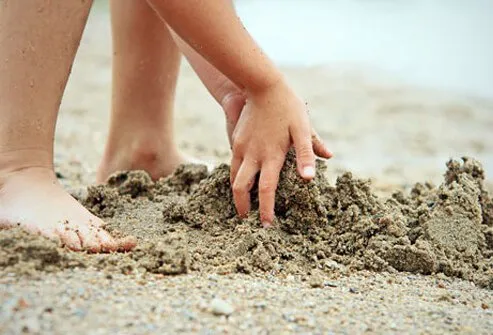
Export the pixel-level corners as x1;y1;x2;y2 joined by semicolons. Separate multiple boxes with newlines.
230;80;331;227
151;0;331;227
222;91;333;161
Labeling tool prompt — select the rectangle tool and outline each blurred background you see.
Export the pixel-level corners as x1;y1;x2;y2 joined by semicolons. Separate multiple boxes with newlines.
236;0;493;100
58;0;493;192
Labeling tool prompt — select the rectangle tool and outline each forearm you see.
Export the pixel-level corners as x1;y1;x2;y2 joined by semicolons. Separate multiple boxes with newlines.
148;0;282;93
172;31;241;106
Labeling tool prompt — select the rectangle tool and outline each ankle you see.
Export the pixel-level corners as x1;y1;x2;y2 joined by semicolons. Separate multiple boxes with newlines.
0;148;53;185
98;137;183;181
104;135;178;163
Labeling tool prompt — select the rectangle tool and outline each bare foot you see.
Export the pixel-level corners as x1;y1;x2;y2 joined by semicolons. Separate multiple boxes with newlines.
0;167;136;252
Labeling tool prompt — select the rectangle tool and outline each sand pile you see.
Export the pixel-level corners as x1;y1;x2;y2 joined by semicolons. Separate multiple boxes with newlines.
1;152;492;288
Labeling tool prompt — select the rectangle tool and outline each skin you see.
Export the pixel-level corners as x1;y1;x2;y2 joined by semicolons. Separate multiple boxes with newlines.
97;0;248;182
0;0;135;252
147;0;332;226
0;0;331;251
97;0;184;182
97;0;332;219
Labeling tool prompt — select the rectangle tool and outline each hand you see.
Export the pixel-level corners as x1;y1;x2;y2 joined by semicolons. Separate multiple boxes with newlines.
221;91;333;159
229;81;332;227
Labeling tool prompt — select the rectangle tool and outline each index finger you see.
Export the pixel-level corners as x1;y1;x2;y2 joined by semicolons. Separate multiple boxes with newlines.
258;159;283;228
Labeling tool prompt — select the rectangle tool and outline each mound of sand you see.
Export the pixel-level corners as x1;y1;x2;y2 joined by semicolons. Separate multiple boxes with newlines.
1;152;492;288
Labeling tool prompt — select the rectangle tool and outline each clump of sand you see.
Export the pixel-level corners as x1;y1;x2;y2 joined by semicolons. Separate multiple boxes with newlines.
1;152;492;288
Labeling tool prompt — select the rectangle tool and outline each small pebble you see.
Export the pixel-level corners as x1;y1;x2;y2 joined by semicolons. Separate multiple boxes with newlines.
210;298;234;316
325;260;342;270
22;317;41;333
208;275;219;282
309;276;324;288
437;294;453;302
254;301;267;309
182;310;197;320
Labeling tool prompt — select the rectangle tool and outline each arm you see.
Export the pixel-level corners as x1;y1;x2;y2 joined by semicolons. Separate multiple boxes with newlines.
171;31;245;145
149;0;332;226
149;0;281;93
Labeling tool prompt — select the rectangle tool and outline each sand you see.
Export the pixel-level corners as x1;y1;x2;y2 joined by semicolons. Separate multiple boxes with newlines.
1;150;493;285
2;6;493;335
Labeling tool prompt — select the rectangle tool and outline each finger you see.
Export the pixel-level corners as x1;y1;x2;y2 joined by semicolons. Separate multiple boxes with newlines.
312;130;333;159
291;125;316;180
232;159;259;218
259;159;284;228
230;156;242;185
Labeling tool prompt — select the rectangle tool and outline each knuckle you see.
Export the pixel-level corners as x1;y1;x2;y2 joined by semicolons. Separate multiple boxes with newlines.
260;211;274;222
232;140;246;155
232;182;246;194
267;149;286;163
259;181;275;194
296;142;315;159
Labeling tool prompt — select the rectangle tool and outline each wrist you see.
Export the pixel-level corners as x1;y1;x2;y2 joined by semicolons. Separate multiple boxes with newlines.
244;70;285;97
245;75;295;105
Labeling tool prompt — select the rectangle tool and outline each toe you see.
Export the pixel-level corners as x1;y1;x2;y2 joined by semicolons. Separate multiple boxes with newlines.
95;228;119;252
57;228;82;251
116;236;137;251
74;224;102;253
96;228;136;252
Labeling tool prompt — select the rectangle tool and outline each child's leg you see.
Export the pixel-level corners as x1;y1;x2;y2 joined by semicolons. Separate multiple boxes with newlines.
97;0;248;183
97;0;184;182
0;0;135;252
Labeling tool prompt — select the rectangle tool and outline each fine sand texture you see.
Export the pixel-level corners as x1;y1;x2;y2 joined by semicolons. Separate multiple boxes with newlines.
2;7;493;335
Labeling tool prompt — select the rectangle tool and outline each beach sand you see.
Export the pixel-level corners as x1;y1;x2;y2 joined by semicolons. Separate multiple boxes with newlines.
1;7;493;335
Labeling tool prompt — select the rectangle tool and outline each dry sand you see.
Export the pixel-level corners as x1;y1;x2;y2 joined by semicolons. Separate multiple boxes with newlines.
2;7;493;335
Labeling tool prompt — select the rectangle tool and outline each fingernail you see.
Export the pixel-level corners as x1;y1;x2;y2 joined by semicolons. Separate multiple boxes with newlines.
303;166;315;179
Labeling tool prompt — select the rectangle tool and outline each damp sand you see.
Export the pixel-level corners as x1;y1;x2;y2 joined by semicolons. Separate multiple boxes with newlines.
1;153;493;334
2;150;493;286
